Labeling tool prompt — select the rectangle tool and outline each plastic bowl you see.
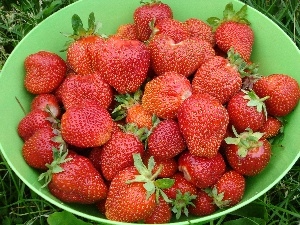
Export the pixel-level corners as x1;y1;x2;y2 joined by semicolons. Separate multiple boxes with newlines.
0;0;299;224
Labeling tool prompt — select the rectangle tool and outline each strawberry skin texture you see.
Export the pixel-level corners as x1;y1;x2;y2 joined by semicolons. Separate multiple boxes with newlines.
147;119;186;159
149;34;215;77
24;51;67;94
178;152;226;188
67;35;104;75
177;93;229;158
188;189;217;216
105;166;156;222
134;2;173;42
185;18;215;46
113;23;139;40
142;71;192;119
227;91;266;133
93;38;150;94
259;116;282;139
95;130;144;181
225;139;271;176
18;109;52;141
215;21;254;62
164;172;197;200
126;104;153;130
253;74;300;117
192;56;242;104
144;197;172;224
22;127;58;170
61;102;113;148
31;94;61;118
48;151;107;204
58;73;113;110
213;170;245;208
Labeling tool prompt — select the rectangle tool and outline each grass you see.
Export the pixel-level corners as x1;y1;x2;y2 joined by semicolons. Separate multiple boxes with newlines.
0;0;299;224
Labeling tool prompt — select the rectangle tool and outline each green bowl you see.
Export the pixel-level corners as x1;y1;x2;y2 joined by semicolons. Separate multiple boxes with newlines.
0;0;299;224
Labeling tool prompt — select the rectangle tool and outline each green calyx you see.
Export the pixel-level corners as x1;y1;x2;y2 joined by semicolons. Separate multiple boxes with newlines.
225;126;264;157
126;153;174;203
112;89;143;121
119;122;149;143
242;89;269;118
210;187;231;208
207;2;250;31
171;190;197;219
140;0;161;5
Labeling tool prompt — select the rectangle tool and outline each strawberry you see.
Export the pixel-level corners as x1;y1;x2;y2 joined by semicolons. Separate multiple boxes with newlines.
90;124;146;181
147;119;186;159
18;109;52;141
188;189;217;216
148;34;215;77
58;72;113;110
192;53;242;104
105;153;174;222
112;90;153;130
252;74;300;117
144;197;172;224
113;23;139;40
43;150;108;204
142;151;178;178
177;93;229;158
227;90;268;133
22;127;59;170
93;37;150;94
207;3;254;61
60;101;113;148
133;0;173;42
225;127;271;176
259;116;282;139
152;17;190;43
31;94;61;118
66;12;105;75
178;151;226;188
24;51;67;94
185;18;215;46
141;71;192;119
211;170;245;208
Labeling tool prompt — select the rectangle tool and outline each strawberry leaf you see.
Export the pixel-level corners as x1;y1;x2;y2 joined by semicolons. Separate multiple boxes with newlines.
155;178;175;189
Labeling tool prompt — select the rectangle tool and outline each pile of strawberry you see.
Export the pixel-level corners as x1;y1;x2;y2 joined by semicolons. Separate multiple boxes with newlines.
17;1;300;223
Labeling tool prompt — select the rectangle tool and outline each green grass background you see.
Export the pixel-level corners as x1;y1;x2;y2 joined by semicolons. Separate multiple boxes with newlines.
0;0;299;224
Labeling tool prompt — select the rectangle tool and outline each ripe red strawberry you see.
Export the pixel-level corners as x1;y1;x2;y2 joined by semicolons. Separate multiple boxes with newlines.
60;101;113;148
152;18;190;43
45;151;108;204
259;116;282;139
22;127;59;170
133;0;173;42
18;109;52;141
31;94;61;118
90;124;145;181
24;51;67;94
66;12;105;75
148;34;215;77
142;152;178;178
105;153;174;222
178;151;226;188
58;72;113;110
177;93;229;158
207;3;254;61
185;18;215;46
188;189;217;216
192;54;242;104
225;127;271;176
144;197;172;224
141;71;192;119
93;37;150;94
112;90;153;130
147;119;186;159
227;90;268;133
112;23;139;40
211;170;245;208
253;74;300;117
